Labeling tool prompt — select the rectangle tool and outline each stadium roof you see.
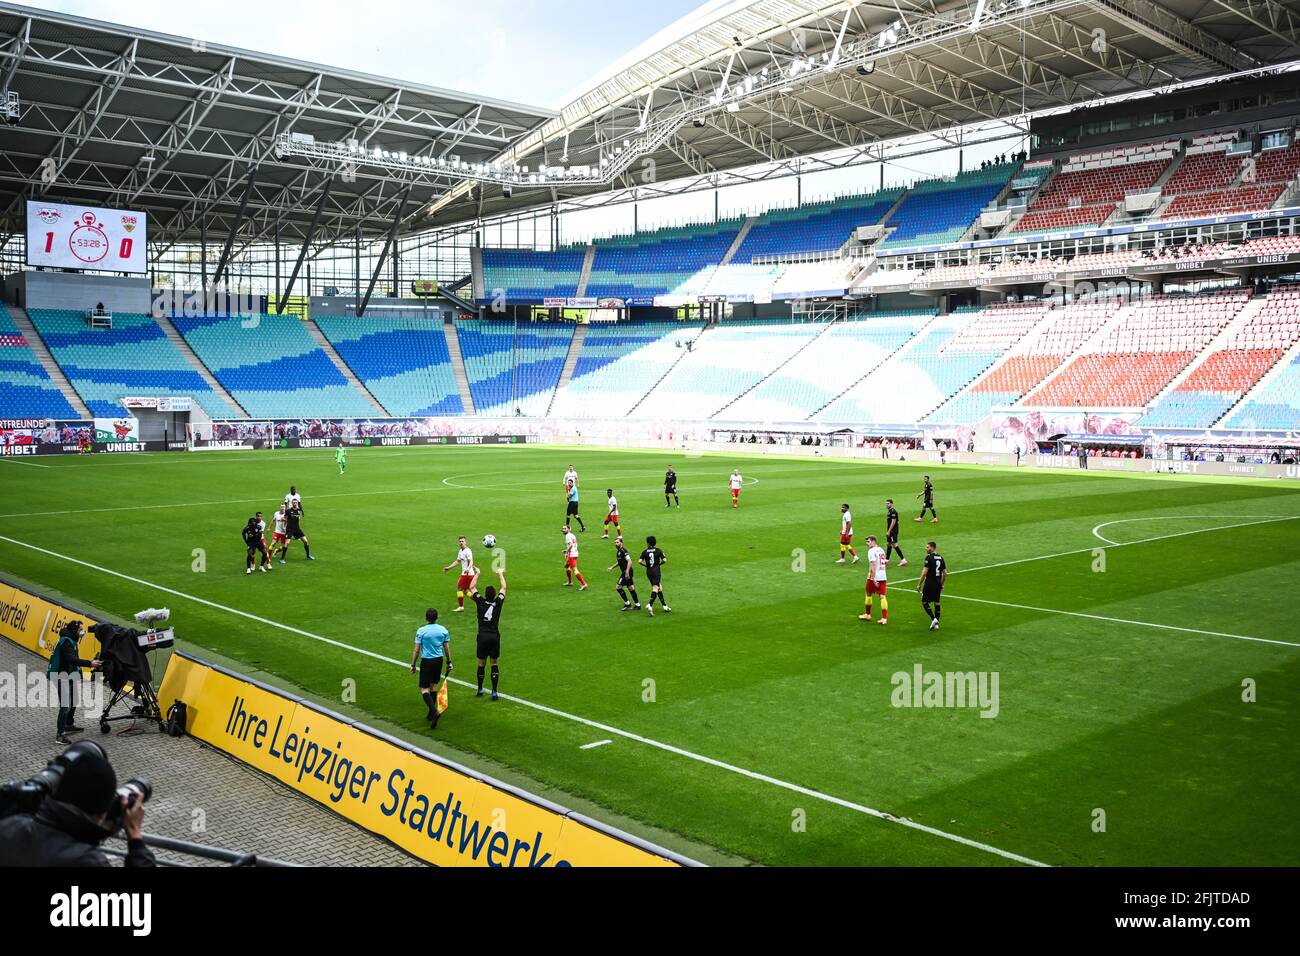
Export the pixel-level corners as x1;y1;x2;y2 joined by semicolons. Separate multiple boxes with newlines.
3;0;1300;254
0;1;556;252
414;0;1300;227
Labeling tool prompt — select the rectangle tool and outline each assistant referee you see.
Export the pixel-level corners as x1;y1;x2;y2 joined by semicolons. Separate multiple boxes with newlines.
410;608;452;729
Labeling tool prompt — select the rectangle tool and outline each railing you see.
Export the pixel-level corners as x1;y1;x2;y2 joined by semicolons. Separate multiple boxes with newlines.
103;831;299;867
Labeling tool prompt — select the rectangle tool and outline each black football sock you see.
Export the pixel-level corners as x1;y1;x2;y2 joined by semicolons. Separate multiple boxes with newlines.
665;495;671;506
476;666;485;692
578;517;586;530
656;590;666;605
675;495;680;505
617;587;627;603
421;690;436;717
923;602;934;621
629;587;639;604
934;603;941;620
303;542;312;557
490;666;499;693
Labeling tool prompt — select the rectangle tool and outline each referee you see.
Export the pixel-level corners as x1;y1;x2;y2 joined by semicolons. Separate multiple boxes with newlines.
410;608;452;729
468;569;506;700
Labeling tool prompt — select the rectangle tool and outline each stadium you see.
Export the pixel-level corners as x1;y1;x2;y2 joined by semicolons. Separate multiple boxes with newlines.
0;0;1296;901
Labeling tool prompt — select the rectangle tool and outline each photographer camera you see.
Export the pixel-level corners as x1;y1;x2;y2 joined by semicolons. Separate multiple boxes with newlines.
50;619;102;744
0;741;156;867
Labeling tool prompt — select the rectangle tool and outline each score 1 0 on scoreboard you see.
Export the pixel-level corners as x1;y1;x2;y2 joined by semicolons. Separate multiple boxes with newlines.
26;200;148;274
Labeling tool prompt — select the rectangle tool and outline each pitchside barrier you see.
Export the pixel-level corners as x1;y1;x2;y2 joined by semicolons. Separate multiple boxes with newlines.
0;576;691;866
157;653;693;867
0;574;103;663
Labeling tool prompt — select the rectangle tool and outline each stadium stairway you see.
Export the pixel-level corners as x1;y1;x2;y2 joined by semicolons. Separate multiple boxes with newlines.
575;243;596;298
718;217;756;266
808;311;940;418
1139;295;1266;412
626;324;710;417
442;319;476;414
302;316;390;416
547;322;588;415
154;314;248;418
7;305;91;419
710;317;839;418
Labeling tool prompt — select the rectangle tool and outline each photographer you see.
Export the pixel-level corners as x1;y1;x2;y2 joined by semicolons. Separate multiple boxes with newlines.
49;620;101;744
0;741;156;867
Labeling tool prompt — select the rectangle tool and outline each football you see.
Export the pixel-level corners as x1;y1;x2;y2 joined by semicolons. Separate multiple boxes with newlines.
482;534;497;549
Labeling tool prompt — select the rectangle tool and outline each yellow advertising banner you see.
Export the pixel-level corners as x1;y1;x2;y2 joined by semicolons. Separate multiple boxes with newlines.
0;577;102;662
158;653;687;867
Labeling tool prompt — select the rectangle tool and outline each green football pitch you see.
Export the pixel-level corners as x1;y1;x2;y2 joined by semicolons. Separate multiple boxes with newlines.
1;445;1297;866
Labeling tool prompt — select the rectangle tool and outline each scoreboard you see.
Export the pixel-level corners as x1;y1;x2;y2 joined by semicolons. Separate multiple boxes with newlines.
26;201;148;274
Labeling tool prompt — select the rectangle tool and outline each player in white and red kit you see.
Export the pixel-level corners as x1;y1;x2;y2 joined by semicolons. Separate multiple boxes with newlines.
562;525;588;590
835;504;859;565
254;511;273;571
602;488;621;539
440;536;476;612
859;535;889;625
729;469;743;508
270;505;289;560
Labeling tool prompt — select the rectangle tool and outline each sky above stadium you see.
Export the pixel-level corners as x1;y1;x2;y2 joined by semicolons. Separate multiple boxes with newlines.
12;0;707;107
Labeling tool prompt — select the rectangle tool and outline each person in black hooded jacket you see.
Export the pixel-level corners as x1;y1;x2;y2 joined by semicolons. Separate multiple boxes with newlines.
0;742;155;867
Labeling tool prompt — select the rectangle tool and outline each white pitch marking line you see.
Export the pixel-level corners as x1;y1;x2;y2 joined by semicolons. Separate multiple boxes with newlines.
580;739;613;750
892;515;1300;587
0;485;453;520
0;532;1047;868
0;456;51;468
942;593;1300;649
1090;514;1297;547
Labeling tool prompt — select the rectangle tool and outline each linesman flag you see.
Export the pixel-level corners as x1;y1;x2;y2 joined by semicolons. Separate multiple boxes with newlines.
436;678;449;714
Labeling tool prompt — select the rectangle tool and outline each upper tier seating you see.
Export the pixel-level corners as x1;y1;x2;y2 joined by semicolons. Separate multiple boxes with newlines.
482;247;586;301
455;319;575;416
1139;285;1300;427
1244;142;1300;185
0;302;79;419
1161;184;1285;221
584;220;742;298
733;189;902;261
1162;149;1244;195
1013;142;1174;235
726;311;934;422
27;309;237;418
877;164;1017;249
313;313;463;417
172;313;375;419
551;320;704;417
700;263;783;300
638;320;823;420
1022;290;1249;407
771;259;861;299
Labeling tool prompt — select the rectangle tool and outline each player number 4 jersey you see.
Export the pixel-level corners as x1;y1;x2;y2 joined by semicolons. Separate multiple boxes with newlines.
867;545;887;581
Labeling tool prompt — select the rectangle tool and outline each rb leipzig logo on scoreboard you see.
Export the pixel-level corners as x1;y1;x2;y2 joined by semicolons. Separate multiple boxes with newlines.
25;200;148;274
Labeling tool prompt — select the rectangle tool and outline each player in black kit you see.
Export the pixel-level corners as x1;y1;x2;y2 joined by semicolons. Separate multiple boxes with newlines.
664;467;680;509
607;535;640;611
638;535;670;616
885;498;907;567
914;475;938;523
242;516;268;574
280;499;313;562
468;568;506;700
916;541;947;631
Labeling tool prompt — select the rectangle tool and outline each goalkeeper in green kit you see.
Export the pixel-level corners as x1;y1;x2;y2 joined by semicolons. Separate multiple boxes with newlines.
335;445;347;476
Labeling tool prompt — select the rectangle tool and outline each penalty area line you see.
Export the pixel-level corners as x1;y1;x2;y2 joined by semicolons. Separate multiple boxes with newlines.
0;531;1047;868
941;592;1299;649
